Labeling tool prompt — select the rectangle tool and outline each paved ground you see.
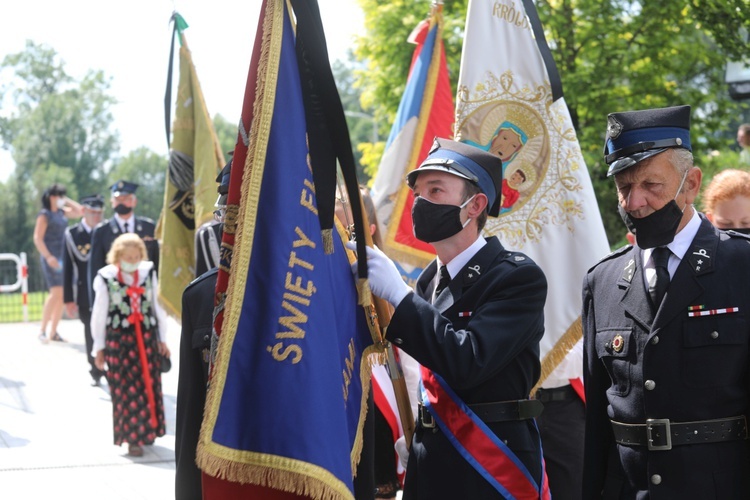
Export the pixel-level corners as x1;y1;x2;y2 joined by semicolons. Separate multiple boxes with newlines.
0;317;182;500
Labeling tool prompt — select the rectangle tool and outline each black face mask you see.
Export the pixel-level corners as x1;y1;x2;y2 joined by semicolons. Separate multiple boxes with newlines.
618;170;689;249
114;204;133;215
412;195;474;243
725;227;750;235
618;201;684;248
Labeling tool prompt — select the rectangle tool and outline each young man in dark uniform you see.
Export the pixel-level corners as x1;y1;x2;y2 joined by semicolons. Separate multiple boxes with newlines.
582;105;750;498
352;138;549;499
87;180;158;305
63;194;104;385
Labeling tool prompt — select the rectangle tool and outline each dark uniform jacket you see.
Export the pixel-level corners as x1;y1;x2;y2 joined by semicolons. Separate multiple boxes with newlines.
175;268;216;500
87;216;158;306
387;236;548;499
582;216;750;499
63;222;93;309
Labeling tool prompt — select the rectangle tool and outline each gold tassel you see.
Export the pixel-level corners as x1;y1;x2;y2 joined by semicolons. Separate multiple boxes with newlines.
321;228;334;255
356;278;372;307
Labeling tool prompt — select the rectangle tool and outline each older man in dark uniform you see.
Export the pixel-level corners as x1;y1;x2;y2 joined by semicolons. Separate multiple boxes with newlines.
87;180;159;305
582;105;750;498
352;138;548;499
63;194;104;385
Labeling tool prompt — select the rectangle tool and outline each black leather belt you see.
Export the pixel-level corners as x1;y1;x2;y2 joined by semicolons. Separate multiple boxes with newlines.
533;384;579;403
611;415;748;451
418;399;544;428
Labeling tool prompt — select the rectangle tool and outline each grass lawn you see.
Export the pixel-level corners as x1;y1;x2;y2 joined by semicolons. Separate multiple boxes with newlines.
0;290;47;322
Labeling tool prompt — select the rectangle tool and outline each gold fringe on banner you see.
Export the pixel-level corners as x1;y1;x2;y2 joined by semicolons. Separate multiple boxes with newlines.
198;2;375;496
197;0;282;486
531;317;583;395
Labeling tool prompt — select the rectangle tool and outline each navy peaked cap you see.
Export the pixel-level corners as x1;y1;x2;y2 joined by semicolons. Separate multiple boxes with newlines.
406;137;504;217
80;194;105;209
110;180;139;196
604;105;691;176
216;157;232;195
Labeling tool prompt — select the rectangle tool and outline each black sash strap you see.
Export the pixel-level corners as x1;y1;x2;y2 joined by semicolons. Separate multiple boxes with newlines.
419;399;543;428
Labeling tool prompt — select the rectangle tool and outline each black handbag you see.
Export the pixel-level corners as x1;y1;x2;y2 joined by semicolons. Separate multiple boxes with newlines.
160;353;172;373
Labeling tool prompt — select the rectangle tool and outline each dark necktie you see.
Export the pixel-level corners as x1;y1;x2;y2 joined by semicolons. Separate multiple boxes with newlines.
434;265;451;298
649;247;671;309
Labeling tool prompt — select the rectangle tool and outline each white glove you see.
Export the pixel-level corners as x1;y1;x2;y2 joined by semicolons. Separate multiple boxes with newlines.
345;242;412;306
395;435;410;471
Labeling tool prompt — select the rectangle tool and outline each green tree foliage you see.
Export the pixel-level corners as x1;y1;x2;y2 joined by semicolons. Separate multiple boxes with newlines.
333;53;386;183
1;41;119;196
0;40;119;264
353;0;750;245
213;113;237;159
108;147;167;222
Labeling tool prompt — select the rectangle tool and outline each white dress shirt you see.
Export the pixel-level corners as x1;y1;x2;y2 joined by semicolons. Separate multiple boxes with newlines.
641;208;701;291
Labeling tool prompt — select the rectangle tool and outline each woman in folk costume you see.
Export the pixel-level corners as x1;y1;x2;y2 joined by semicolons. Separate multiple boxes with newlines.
91;233;170;457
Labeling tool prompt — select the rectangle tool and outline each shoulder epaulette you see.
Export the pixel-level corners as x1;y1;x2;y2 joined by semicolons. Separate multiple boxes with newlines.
185;267;218;291
502;250;535;267
588;244;632;271
725;229;750;240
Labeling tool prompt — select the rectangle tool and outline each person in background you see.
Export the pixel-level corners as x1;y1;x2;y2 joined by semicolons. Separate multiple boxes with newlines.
88;180;158;307
91;233;169;457
63;194;105;385
351;138;548;499
533;339;585;500
33;183;82;343
701;168;750;232
175;158;230;499
583;105;750;498
737;123;750;165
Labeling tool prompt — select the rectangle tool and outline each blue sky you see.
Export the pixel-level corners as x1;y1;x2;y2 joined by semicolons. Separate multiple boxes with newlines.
0;0;363;182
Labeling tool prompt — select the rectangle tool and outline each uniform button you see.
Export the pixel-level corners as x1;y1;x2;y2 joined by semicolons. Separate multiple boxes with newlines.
710;331;719;339
651;336;659;345
393;338;403;345
645;380;656;391
203;335;210;342
651;474;662;485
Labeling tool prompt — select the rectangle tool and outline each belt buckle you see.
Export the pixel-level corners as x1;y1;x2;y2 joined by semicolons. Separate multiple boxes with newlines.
646;418;672;451
419;404;436;429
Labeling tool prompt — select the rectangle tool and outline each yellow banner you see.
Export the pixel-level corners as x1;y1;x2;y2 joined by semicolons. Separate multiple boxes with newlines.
158;32;225;318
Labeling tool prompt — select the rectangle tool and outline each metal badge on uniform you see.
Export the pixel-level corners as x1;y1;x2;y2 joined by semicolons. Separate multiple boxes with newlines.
464;264;482;285
687;305;739;317
687;247;713;274
514;256;525;262
611;334;624;353
621;259;635;283
607;115;623;139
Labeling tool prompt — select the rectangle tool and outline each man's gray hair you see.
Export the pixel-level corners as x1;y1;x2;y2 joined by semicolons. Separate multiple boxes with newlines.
668;148;694;178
